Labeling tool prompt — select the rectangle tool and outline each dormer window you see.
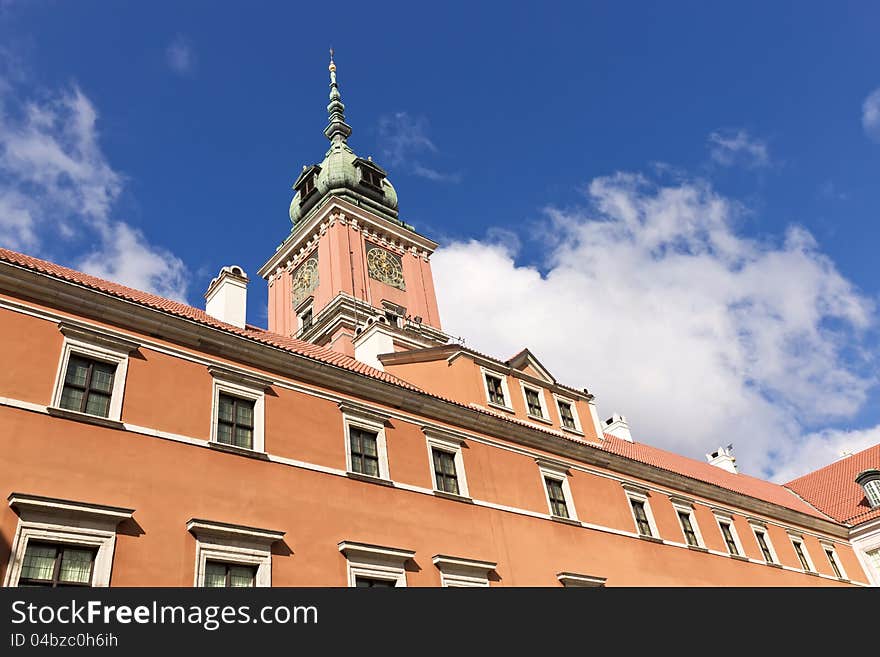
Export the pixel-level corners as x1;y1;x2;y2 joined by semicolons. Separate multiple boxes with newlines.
856;469;880;508
293;165;321;203
355;158;386;192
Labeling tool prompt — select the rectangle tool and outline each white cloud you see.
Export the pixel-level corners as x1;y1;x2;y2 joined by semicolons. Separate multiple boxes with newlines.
771;424;880;483
432;172;875;480
165;35;196;76
378;112;459;182
708;129;771;168
863;87;880;142
0;79;189;301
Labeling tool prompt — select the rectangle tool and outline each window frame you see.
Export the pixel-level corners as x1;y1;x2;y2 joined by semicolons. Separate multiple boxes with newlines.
16;541;98;588
187;519;283;588
209;367;269;453
340;402;391;481
4;493;133;588
748;522;779;565
480;367;513;412
788;533;815;573
552;394;584;434
624;485;659;539
538;461;578;521
519;381;550;422
338;541;414;588
203;560;258;588
671;499;704;548
432;555;496;587
820;542;847;580
424;429;470;499
713;512;745;557
50;324;139;423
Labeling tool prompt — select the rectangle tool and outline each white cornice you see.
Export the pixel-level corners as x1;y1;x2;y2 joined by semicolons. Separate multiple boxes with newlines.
337;541;415;562
186;519;284;544
432;555;497;573
259;197;438;278
8;493;134;523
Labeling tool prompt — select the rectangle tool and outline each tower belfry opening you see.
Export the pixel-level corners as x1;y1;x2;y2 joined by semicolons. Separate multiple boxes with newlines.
257;52;450;366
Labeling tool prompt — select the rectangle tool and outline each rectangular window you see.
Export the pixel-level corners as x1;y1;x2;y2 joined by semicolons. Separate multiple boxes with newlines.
59;355;116;418
545;477;570;519
792;538;811;571
755;530;774;563
216;393;255;449
204;561;256;588
300;308;313;332
824;547;843;579
485;374;506;406
18;543;96;588
524;387;544;418
558;401;577;430
719;521;739;556
355;576;396;588
631;500;653;537
349;427;381;477
677;511;699;547
432;448;460;495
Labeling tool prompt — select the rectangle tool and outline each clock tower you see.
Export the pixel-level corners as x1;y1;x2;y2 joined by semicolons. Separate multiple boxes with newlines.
257;53;450;368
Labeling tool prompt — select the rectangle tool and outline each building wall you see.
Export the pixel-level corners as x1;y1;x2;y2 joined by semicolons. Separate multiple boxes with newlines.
0;300;867;587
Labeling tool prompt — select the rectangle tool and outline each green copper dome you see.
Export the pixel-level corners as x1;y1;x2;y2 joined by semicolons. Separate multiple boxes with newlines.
289;54;400;226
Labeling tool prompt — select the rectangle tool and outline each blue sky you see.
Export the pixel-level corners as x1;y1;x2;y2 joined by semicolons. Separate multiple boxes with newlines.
2;2;880;479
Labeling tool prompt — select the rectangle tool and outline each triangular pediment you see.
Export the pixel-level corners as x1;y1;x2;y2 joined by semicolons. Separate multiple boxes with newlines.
506;349;556;385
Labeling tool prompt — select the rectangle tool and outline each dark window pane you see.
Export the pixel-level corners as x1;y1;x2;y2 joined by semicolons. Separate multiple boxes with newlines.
793;541;810;570
19;543;95;588
20;544;57;581
825;549;842;578
559;402;576;429
59;549;93;584
545;477;569;518
89;364;115;393
64;357;90;386
60;356;117;417
719;522;739;555
350;427;380;477
678;511;698;546
85;393;111;417
59;387;84;412
485;375;505;405
433;449;459;494
632;500;652;537
755;531;774;562
525;389;543;417
356;577;395;587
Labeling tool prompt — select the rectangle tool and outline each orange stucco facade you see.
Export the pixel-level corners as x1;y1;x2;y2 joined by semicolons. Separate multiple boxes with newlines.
0;289;868;586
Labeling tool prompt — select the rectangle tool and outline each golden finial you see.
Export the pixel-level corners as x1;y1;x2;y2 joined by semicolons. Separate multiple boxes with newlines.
329;47;336;72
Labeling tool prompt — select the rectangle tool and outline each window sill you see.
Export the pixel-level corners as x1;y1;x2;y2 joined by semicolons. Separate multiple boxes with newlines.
208;441;270;460
638;534;663;544
561;426;585;437
551;515;582;527
729;554;749;562
527;414;554;425
836;577;851;583
432;490;474;504
486;402;515;414
46;406;124;430
345;471;395;488
804;570;820;577
686;545;709;553
765;562;783;569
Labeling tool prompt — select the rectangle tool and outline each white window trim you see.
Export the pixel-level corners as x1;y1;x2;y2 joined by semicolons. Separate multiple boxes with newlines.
209;367;269;453
624;485;659;538
519;380;550;422
4;493;134;588
671;500;705;548
557;572;607;587
748;521;779;564
187;519;284;588
432;555;496;587
862;545;880;586
424;429;470;499
480;366;513;412
338;541;414;587
863;479;880;508
340;402;391;481
713;511;745;557
788;533;815;572
538;460;578;521
50;324;139;422
552;393;584;435
820;541;848;580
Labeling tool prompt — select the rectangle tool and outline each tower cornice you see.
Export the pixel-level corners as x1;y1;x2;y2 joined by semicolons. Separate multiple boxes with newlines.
259;195;438;280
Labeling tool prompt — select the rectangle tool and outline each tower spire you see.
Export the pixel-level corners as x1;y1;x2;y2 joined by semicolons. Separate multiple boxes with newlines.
324;48;352;144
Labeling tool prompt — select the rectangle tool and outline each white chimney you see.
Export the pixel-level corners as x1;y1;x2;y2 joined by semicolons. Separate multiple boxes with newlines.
604;413;632;442
706;445;738;474
205;265;249;329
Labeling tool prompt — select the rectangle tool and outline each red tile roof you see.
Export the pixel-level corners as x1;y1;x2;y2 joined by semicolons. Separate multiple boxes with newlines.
785;443;880;526
601;434;827;519
0;248;419;391
0;247;851;525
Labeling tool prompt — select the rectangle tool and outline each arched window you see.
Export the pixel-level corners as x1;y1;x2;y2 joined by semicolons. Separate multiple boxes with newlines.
855;470;880;508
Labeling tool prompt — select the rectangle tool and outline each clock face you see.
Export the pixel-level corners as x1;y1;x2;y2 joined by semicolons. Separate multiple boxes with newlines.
366;245;406;290
292;257;319;306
